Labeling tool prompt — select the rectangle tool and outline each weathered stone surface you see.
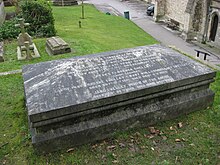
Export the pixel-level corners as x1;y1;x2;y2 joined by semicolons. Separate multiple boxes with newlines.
0;42;4;62
16;18;40;60
22;44;216;153
46;36;71;55
33;86;214;153
0;0;5;25
52;0;78;6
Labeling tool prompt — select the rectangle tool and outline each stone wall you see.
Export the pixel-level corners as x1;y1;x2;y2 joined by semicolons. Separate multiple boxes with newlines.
165;0;188;28
0;0;6;25
145;0;156;4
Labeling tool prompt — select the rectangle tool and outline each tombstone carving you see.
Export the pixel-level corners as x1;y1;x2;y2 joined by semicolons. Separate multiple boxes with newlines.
15;18;40;60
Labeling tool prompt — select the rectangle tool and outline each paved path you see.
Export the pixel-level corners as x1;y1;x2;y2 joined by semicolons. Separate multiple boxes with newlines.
0;69;22;76
87;0;220;70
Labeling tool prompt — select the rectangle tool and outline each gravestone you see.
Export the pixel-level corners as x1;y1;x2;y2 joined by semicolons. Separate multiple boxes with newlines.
0;42;4;62
22;44;216;153
52;0;78;6
0;0;6;25
46;36;71;55
15;18;40;60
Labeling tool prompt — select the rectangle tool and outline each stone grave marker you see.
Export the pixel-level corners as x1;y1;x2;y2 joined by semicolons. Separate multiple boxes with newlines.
22;44;216;153
15;18;40;60
0;0;5;25
52;0;78;6
0;42;4;62
46;36;71;55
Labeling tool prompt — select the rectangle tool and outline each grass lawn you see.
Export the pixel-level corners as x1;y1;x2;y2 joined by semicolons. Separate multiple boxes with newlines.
0;5;157;72
4;6;15;13
0;5;219;165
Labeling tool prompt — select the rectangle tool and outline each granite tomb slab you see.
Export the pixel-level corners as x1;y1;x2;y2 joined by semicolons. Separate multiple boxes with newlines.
22;44;216;153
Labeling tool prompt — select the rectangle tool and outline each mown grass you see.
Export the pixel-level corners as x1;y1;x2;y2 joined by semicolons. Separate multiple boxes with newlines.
4;6;15;13
0;5;219;165
0;5;157;72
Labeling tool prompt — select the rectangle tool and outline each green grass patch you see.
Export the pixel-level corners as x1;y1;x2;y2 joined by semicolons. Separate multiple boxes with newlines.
0;5;157;72
4;6;15;13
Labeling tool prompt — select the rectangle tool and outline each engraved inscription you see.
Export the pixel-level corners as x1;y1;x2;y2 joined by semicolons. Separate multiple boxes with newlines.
67;50;177;100
23;45;212;114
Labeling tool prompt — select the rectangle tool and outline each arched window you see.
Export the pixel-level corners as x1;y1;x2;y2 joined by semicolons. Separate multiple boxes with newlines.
209;14;219;41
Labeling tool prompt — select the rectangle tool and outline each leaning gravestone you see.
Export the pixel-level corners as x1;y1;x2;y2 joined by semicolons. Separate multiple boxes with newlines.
15;18;40;60
46;36;71;55
22;45;216;153
0;0;6;25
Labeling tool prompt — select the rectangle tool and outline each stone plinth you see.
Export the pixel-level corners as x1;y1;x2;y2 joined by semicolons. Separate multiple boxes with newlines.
52;0;78;6
22;44;216;153
46;36;71;55
0;42;4;62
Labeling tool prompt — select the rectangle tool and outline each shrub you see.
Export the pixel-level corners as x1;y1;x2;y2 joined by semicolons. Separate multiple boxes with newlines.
0;18;20;41
20;0;56;37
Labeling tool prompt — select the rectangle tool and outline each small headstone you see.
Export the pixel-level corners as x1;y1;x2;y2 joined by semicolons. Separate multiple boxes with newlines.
0;0;6;25
0;42;4;62
15;18;40;60
46;36;71;55
52;0;78;6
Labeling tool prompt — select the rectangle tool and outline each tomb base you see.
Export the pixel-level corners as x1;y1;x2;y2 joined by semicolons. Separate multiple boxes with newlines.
52;0;78;6
32;86;214;153
46;36;71;55
17;43;40;60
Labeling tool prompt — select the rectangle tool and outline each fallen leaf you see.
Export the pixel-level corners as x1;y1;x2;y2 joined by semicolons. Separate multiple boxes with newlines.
149;127;156;134
175;139;181;142
144;134;155;139
140;146;146;149
101;155;106;160
159;131;164;136
66;148;74;153
119;143;126;148
112;160;119;164
181;138;186;142
128;143;134;147
162;136;167;140
189;143;195;146
107;145;116;150
135;132;141;137
91;144;98;149
130;135;134;139
112;153;117;158
2;160;6;165
152;140;157;145
177;122;183;128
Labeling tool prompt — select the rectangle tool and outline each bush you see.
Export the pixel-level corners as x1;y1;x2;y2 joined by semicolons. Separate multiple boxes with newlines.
20;0;56;37
0;18;20;41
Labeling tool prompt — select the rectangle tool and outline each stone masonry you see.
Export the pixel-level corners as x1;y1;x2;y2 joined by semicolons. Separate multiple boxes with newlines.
22;45;216;153
0;0;6;25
